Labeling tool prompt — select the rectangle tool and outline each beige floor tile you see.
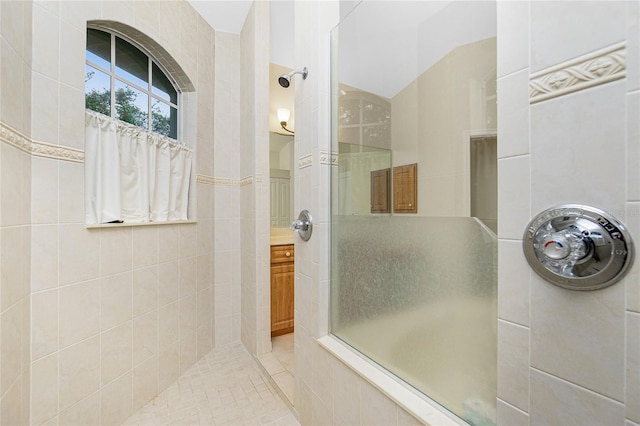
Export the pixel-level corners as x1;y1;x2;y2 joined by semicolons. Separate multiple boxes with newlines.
123;343;299;426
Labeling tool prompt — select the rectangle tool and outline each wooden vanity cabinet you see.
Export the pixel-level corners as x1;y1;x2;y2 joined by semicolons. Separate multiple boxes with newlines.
270;244;294;336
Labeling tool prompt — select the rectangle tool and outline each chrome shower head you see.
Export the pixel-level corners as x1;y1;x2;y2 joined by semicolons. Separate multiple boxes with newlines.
278;67;308;88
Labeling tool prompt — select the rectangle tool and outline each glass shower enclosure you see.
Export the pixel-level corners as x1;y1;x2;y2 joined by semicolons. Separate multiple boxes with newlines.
330;2;498;425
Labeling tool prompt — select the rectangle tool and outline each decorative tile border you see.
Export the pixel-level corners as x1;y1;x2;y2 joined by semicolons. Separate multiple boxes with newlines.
31;140;84;163
196;175;256;186
0;121;85;163
320;151;339;166
299;153;313;169
530;42;626;104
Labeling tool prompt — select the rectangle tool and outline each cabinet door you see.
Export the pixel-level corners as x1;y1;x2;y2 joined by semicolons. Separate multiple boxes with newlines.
271;263;294;336
370;168;390;213
393;163;417;213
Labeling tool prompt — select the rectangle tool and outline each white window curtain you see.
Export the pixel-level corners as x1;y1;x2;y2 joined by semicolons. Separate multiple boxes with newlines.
85;110;192;224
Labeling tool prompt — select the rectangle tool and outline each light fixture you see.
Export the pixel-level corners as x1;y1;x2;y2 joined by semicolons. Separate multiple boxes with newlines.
277;108;294;134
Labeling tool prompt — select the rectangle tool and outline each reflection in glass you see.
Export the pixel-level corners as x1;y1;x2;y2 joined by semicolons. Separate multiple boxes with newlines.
116;37;148;89
152;63;178;104
86;28;110;70
85;64;110;115
339;98;360;126
114;80;148;128
151;100;177;139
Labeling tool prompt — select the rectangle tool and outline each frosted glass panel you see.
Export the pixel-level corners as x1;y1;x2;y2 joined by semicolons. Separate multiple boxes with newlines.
330;216;496;423
330;1;497;425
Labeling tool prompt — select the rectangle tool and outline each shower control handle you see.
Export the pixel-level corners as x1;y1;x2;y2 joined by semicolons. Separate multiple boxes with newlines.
523;204;634;290
290;210;313;241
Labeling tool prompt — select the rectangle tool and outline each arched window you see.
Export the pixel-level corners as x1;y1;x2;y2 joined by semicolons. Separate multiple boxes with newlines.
85;27;180;139
84;26;192;225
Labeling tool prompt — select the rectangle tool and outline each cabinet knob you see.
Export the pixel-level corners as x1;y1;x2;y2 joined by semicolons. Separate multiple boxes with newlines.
285;252;291;257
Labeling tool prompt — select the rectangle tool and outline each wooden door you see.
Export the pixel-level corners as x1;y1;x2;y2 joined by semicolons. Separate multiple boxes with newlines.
393;163;417;213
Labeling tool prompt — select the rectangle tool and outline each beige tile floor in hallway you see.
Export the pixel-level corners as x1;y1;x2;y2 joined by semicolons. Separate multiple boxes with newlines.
258;333;295;405
123;342;299;426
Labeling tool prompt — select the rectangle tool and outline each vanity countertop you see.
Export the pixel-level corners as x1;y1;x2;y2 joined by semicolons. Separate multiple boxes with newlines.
270;228;294;245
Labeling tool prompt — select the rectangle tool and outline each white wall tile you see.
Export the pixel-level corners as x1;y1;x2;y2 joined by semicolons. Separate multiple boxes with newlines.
57;160;83;223
498;240;530;326
179;330;197;374
531;82;626;214
31;229;58;295
31;156;58;225
626;202;640;314
159;301;179;350
179;256;197;298
0;34;26;131
627;312;640;423
58;336;100;411
101;321;132;385
101;371;133;426
101;1;134;27
360;380;398;426
0;377;22;426
59;0;100;31
1;1;28;56
196;254;212;290
101;272;133;330
1;144;28;227
31;73;59;144
530;368;624;426
57;15;85;92
158;225;179;263
497;399;529;426
530;1;626;73
497;320;530;412
131;226;158;268
158;341;180;392
100;227;132;277
31;289;58;360
132;310;157;366
179;224;197;259
59;280;99;349
132;266;157;318
497;155;530;240
57;84;85;151
179;293;197;338
628;0;640;93
332;360;361;426
497;70;530;159
57;391;100;426
531;277;625;401
628;92;640;202
496;0;529;77
1;226;26;311
132;355;158;412
59;225;99;286
1;302;22;396
158;260;179;307
30;353;58;425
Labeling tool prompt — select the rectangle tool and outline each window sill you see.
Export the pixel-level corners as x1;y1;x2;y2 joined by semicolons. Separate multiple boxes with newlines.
85;220;197;229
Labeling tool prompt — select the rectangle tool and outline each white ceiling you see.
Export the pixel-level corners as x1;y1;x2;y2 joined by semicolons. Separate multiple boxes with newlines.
188;0;253;34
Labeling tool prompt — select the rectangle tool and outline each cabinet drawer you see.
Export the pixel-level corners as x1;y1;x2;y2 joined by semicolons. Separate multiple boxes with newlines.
271;244;294;264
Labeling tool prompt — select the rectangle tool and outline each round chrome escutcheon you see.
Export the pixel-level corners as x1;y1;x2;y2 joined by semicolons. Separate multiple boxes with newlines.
522;204;634;290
